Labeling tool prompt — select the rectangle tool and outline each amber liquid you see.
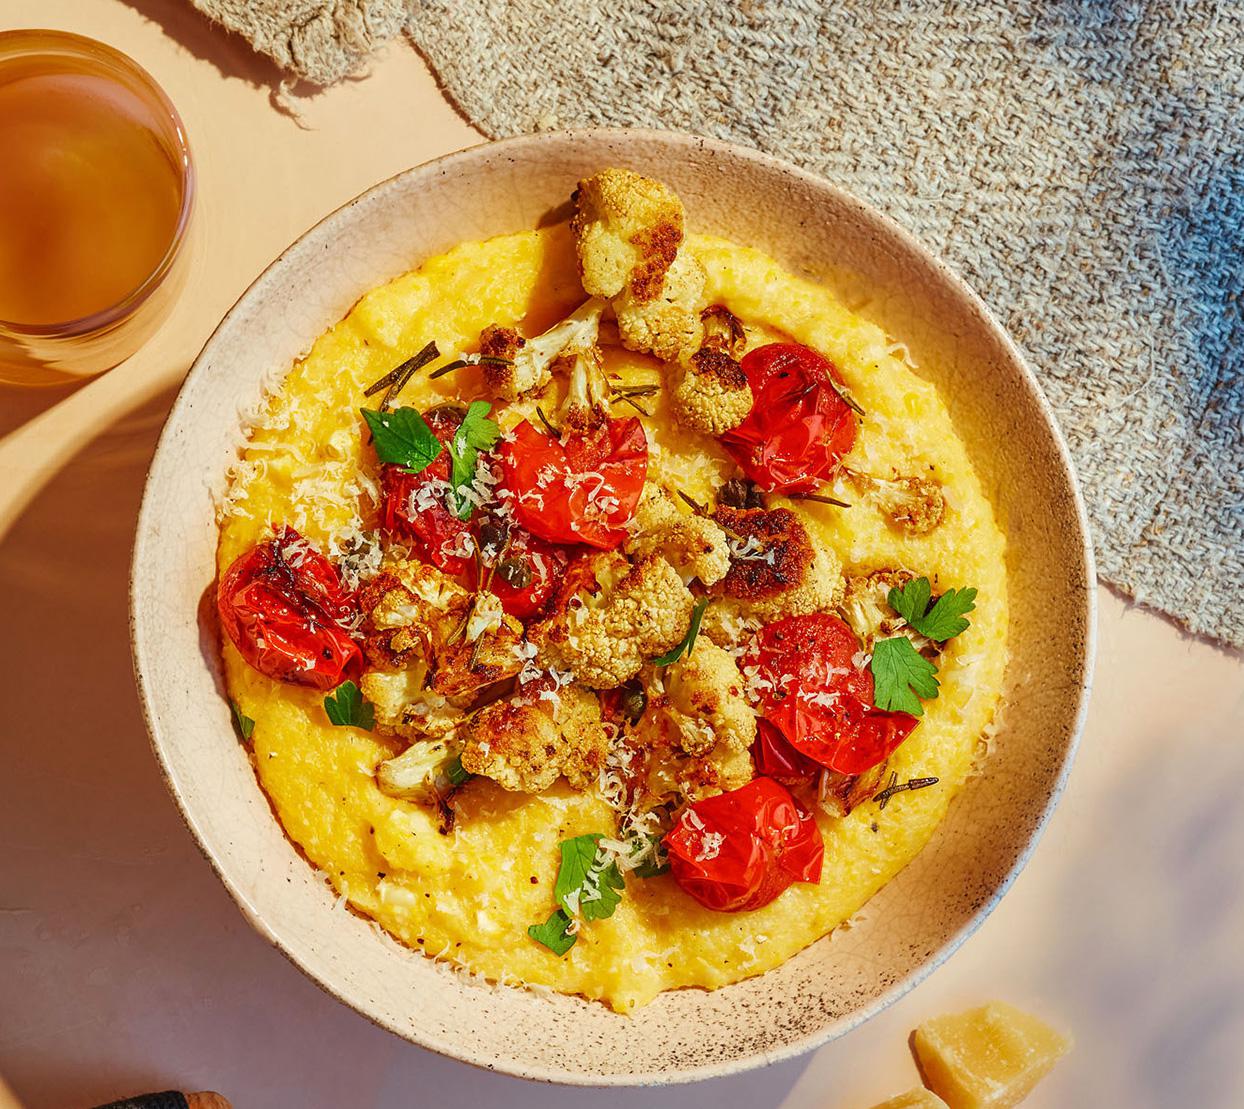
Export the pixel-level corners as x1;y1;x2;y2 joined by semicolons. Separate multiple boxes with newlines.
0;64;182;327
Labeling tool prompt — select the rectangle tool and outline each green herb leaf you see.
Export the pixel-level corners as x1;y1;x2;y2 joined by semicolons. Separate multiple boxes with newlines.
448;400;501;520
653;597;710;666
630;834;670;878
869;637;940;716
888;577;977;642
323;680;375;730
444;755;471;787
230;699;255;741
361;406;442;473
528;908;576;956
555;834;625;922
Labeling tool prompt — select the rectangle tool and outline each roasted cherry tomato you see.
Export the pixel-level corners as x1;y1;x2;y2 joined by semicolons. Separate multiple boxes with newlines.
496;415;647;549
468;519;570;621
217;526;362;690
720;343;858;493
750;718;824;784
664;777;824;912
740;612;919;775
378;406;474;575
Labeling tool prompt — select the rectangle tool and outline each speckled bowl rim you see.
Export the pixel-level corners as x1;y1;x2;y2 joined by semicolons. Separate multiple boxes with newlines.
131;128;1096;1085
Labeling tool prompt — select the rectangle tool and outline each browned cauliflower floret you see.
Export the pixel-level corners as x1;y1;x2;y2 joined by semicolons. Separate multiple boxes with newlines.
664;640;757;755
614;249;706;364
358;559;524;733
677;743;755;803
838;568;917;644
879;474;946;535
702;507;844;641
359;669;464;741
571;168;684;301
375;736;464;803
460;684;607;793
626;484;730;586
846;469;947;536
819;762;891;818
481;299;604;402
839;568;942;657
669;345;753;435
530;552;696;688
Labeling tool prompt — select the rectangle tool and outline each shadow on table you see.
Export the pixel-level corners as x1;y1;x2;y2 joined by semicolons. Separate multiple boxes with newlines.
0;394;809;1107
117;0;340;105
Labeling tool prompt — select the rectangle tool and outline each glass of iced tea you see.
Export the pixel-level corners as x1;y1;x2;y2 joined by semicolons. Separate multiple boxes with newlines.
0;30;194;386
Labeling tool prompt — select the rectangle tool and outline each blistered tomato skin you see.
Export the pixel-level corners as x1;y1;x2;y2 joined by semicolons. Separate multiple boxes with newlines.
378;407;475;575
217;526;362;690
496;416;648;549
469;524;570;621
742;612;919;775
720;342;857;493
664;777;824;913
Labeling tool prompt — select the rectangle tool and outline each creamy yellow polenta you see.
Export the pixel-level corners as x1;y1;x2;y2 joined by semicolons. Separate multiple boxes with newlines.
218;224;1007;1012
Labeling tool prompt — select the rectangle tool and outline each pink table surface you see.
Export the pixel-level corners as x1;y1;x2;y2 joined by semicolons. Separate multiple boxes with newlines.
3;4;1242;1107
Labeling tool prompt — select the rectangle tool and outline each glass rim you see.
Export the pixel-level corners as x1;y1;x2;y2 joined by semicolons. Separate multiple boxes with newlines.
0;28;195;339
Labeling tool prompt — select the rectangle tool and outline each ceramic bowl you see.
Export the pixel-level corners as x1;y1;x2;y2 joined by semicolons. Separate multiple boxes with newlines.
131;129;1095;1085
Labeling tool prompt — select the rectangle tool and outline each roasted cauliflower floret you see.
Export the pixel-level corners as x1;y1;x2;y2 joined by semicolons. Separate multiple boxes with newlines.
879;474;946;535
482;299;604;402
839;568;942;657
461;684;607;793
359;558;525;729
361;668;465;741
669;345;753;435
571;168;685;301
678;742;755;802
375;737;463;803
665;641;757;755
614;249;706;364
819;762;891;818
838;568;917;644
847;469;947;536
626;484;730;586
705;506;844;633
531;552;696;688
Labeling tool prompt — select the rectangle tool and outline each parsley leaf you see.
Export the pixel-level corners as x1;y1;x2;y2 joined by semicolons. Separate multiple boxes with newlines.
555;834;625;922
230;699;255;741
869;637;940;716
528;909;576;956
361;406;442;473
630;833;670;878
653;597;709;666
888;577;977;642
448;400;501;520
323;680;375;730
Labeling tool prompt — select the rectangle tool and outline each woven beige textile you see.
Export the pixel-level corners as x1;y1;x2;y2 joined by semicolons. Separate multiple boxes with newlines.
189;0;1244;649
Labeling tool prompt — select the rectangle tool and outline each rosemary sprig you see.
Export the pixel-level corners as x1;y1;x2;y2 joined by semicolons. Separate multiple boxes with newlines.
789;491;852;509
363;340;440;410
536;405;561;439
677;490;707;515
872;772;940;810
429;358;469;379
612;384;659;398
827;377;866;417
613;395;651;417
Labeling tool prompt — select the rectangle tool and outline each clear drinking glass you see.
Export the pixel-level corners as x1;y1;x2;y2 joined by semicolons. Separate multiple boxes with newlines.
0;30;194;386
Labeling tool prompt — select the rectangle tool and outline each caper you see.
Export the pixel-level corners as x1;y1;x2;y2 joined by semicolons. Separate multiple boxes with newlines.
496;556;534;589
619;683;647;725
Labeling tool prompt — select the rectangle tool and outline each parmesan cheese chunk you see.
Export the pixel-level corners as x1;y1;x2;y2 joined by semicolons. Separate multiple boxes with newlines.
912;1002;1072;1109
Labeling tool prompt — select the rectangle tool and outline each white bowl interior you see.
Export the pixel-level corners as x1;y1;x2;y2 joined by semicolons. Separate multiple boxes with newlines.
131;130;1094;1085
